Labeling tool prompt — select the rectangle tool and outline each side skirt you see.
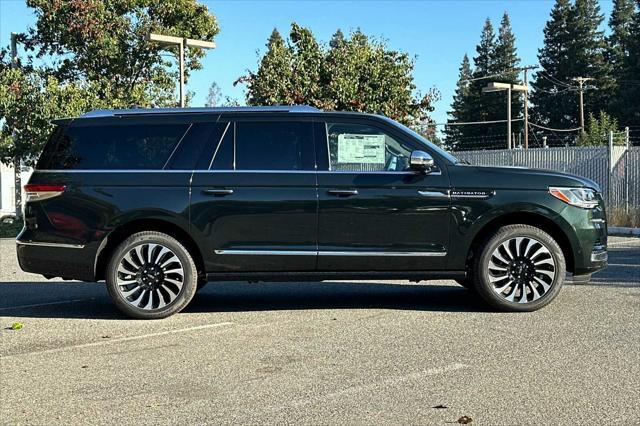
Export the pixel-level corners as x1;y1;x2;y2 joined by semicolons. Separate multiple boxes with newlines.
205;270;466;283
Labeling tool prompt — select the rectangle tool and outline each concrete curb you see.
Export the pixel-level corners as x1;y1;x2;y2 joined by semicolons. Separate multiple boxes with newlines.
608;227;640;237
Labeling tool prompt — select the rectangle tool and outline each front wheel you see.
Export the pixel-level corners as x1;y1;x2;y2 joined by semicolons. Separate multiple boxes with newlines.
473;224;566;312
106;231;198;319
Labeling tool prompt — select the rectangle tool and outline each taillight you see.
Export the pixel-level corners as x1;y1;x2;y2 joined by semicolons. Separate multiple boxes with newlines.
24;184;66;202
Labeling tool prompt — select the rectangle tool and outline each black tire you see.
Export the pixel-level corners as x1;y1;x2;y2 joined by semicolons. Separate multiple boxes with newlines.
106;231;198;319
473;224;566;312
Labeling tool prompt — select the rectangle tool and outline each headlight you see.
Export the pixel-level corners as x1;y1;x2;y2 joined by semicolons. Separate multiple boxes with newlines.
549;187;599;209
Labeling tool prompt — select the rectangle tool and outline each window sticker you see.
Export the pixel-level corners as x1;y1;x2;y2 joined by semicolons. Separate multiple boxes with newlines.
337;134;385;164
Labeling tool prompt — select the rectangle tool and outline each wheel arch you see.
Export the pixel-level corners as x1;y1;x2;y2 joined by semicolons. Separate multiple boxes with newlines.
94;219;204;281
465;211;576;274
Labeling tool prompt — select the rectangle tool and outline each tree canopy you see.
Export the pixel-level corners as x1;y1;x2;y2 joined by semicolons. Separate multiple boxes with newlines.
240;24;439;128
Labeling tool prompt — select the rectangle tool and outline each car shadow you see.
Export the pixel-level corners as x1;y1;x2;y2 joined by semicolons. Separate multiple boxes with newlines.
0;280;491;320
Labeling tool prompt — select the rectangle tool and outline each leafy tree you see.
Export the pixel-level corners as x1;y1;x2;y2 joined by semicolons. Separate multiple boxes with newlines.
241;24;439;126
23;0;219;107
205;82;222;107
243;29;295;106
577;111;625;145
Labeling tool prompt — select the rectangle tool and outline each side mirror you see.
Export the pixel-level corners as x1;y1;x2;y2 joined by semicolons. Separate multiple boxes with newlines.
409;150;435;173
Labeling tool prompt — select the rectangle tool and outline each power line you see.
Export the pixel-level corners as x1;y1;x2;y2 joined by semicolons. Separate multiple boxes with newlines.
435;118;524;126
529;122;582;132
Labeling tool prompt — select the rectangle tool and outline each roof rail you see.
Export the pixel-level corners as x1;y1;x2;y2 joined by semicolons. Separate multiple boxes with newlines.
81;105;321;118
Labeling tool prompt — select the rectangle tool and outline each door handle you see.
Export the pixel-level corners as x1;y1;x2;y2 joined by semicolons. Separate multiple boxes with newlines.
202;189;234;196
327;189;358;196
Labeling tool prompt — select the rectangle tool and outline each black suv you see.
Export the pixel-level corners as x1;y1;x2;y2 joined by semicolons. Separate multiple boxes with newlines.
17;106;608;319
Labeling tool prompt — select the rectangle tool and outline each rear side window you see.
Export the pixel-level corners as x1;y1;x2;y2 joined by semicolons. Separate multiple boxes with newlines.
235;121;314;171
41;123;189;170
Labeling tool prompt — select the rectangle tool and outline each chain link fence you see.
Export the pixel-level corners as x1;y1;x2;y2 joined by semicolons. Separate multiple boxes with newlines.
453;135;639;211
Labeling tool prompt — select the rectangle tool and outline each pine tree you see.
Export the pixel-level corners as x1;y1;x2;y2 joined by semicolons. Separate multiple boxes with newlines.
444;54;473;150
245;29;294;105
610;0;640;126
459;18;497;147
492;12;522;140
569;0;615;118
531;0;582;132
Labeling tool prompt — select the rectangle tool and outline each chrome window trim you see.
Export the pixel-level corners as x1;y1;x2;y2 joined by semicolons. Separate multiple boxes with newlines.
17;240;85;249
208;122;231;170
162;123;193;170
215;249;446;257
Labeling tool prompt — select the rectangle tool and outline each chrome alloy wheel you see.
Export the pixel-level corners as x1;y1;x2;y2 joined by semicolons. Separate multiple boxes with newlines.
487;237;556;304
116;243;185;310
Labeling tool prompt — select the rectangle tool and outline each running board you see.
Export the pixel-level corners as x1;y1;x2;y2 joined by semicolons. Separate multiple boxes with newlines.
205;270;466;283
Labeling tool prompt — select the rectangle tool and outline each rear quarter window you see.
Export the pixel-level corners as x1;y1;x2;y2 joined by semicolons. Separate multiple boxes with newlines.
39;123;189;170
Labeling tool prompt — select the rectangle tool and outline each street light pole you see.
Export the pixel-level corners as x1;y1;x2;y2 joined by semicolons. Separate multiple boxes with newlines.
147;33;215;108
482;82;528;150
10;32;22;220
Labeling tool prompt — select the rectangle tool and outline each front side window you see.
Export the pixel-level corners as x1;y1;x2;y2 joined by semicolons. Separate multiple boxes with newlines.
327;122;413;172
44;123;189;170
235;121;314;171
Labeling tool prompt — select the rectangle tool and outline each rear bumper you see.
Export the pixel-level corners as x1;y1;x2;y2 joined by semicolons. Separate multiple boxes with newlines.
16;238;97;281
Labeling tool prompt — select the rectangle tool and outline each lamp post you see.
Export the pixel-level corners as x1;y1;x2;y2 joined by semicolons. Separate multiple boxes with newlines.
147;33;215;108
482;82;528;149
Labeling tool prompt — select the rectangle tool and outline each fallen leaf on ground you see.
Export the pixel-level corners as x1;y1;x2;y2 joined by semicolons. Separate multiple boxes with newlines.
457;416;473;424
10;323;23;330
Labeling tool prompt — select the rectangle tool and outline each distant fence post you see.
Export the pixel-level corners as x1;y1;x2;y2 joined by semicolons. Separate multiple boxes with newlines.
608;131;613;206
625;127;630;214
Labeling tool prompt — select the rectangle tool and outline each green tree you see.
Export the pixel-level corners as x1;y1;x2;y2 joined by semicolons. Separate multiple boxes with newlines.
23;0;219;107
531;0;614;135
243;29;294;105
457;17;522;149
577;111;625;145
241;24;439;126
205;81;222;107
444;54;473;150
611;0;640;127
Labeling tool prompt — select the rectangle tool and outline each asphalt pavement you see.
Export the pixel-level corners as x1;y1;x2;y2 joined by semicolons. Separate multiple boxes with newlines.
1;237;639;425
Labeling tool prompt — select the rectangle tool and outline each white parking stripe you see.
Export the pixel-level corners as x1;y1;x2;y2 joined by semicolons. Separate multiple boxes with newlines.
2;322;234;358
0;298;95;311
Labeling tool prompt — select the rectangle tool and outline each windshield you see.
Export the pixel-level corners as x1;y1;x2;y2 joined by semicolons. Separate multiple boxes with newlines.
381;117;460;164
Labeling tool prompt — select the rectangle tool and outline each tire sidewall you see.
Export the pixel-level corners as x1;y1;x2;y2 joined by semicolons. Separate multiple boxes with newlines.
474;225;566;312
106;232;198;319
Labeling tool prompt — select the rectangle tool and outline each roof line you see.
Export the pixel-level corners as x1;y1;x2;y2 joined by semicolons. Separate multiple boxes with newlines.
81;105;321;118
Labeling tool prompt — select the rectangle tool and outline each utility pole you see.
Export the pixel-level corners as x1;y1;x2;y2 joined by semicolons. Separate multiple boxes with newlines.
10;32;22;220
147;33;215;108
572;77;593;133
520;65;537;149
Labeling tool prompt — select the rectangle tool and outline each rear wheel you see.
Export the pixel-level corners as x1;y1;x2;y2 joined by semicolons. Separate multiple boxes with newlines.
106;231;198;319
473;224;565;312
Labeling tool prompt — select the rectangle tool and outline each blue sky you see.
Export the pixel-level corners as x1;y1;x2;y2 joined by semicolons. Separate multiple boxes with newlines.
0;0;614;125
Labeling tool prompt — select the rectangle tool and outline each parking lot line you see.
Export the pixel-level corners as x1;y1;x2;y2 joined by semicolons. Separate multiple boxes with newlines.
2;321;235;358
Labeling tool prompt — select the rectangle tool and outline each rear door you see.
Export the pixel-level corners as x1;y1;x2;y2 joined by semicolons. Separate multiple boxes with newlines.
315;118;451;271
190;115;318;272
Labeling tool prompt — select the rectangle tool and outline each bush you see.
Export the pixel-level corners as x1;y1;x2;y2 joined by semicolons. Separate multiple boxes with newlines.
607;207;640;228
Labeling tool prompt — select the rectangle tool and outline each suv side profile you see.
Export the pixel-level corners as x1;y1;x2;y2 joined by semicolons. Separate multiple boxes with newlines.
17;106;608;319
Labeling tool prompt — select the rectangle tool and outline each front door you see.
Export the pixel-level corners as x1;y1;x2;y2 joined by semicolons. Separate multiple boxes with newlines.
315;119;451;271
190;117;318;272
